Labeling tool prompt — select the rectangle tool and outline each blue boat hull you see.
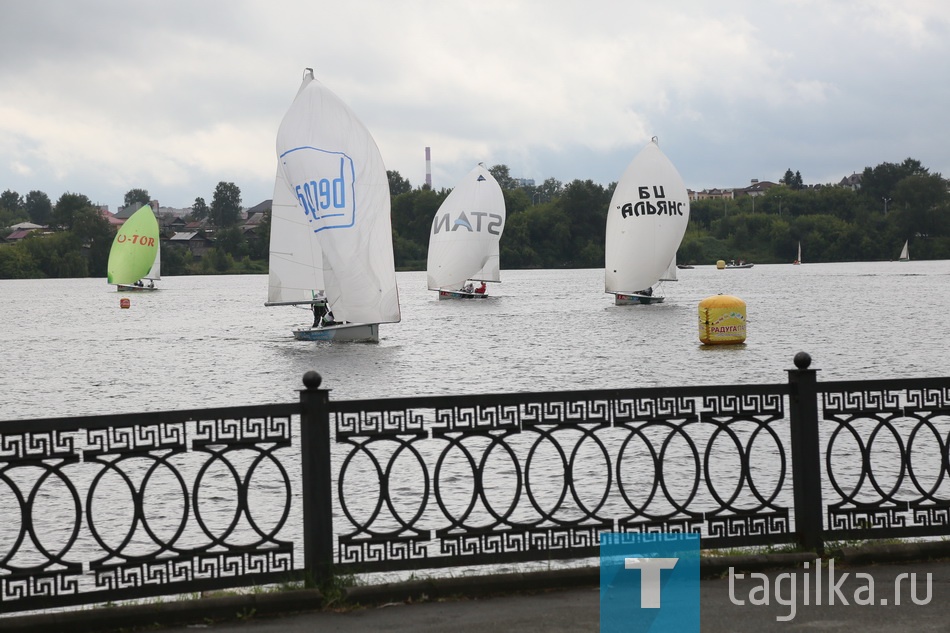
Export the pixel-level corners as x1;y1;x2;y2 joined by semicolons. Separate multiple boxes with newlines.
614;293;665;305
293;323;379;342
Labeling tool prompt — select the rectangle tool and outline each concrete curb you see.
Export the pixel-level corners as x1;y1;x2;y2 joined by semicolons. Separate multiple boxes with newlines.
4;542;950;632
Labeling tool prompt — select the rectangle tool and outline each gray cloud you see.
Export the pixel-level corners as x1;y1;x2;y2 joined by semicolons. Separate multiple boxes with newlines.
1;0;948;210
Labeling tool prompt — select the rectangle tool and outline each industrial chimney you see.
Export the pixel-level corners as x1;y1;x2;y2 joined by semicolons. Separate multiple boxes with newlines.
425;146;432;189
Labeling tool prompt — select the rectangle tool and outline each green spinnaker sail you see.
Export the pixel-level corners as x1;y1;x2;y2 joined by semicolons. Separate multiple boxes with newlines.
107;205;159;285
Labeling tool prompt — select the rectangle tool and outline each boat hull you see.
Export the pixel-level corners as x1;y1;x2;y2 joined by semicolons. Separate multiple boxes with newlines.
615;293;665;305
725;264;754;269
293;323;379;343
438;290;489;300
116;284;158;292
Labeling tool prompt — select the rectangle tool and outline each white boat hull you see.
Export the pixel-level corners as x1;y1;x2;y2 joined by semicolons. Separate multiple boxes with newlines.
614;293;665;305
292;322;379;342
437;289;490;300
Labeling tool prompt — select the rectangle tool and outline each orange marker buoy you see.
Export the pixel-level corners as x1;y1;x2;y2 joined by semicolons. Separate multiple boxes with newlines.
120;298;131;309
698;294;746;345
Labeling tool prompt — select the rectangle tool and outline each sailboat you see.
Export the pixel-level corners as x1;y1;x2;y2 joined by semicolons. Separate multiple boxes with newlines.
793;242;801;265
264;68;400;342
426;163;506;299
605;137;690;305
107;204;161;292
899;240;910;262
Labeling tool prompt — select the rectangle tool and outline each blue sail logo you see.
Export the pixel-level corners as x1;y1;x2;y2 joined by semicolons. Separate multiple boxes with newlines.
280;147;357;232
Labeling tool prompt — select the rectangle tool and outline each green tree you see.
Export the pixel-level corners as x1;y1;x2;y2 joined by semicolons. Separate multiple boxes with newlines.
247;211;271;261
52;192;94;230
124;188;151;209
1;189;24;216
892;173;949;238
488;164;518;190
214;225;248;259
25;190;53;225
71;206;114;275
161;243;191;275
860;158;929;209
536;178;563;205
391;187;445;254
191;197;209;221
387;170;412;195
210;182;242;227
781;169;795;187
0;201;27;229
0;243;42;278
201;247;235;273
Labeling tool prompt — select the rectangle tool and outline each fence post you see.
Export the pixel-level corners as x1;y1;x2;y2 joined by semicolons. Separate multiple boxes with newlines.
299;370;333;588
787;351;824;553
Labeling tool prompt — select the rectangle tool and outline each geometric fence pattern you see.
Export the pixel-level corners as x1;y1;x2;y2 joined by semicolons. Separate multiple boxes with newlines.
4;360;950;614
330;385;793;573
0;404;301;613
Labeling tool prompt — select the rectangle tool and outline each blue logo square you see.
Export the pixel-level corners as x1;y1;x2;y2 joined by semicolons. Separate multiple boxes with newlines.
600;532;700;633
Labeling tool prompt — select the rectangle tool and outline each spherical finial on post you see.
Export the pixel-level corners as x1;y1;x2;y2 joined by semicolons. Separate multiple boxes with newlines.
302;370;323;390
793;352;812;370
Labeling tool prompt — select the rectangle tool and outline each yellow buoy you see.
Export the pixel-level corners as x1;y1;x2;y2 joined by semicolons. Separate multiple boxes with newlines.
716;260;726;269
698;294;746;345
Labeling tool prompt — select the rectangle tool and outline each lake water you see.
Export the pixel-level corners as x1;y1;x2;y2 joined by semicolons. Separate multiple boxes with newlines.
2;262;950;606
2;260;949;421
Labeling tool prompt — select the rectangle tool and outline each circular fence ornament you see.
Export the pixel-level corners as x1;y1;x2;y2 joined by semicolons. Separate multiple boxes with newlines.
698;294;746;345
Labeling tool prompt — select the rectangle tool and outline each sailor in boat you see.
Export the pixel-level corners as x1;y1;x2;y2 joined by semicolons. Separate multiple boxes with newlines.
147;280;154;288
461;282;474;294
637;286;653;297
474;282;487;295
321;310;339;327
311;303;328;327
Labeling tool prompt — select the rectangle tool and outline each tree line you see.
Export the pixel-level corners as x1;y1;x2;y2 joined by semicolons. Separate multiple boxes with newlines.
391;158;949;268
0;182;267;278
1;157;947;279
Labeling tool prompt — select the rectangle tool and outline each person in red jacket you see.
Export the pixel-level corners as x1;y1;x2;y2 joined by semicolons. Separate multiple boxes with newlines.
474;282;487;294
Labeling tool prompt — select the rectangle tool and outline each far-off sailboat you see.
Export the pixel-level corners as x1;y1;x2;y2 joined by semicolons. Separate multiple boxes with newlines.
605;137;690;305
426;163;506;299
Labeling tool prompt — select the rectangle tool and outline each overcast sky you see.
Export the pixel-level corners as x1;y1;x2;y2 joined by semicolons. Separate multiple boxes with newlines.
2;1;948;211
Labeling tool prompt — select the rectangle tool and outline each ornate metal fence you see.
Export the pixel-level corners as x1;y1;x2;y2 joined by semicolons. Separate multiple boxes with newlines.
817;377;950;542
4;353;950;615
319;381;794;575
0;404;303;614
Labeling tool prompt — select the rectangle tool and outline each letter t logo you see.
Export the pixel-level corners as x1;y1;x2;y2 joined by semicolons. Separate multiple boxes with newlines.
625;557;679;608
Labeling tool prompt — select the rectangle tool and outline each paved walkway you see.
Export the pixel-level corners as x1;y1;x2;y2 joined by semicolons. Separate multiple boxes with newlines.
5;544;950;632
156;559;950;633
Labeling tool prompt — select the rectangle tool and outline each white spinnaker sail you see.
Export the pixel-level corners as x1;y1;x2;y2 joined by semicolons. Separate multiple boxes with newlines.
267;165;325;305
274;69;400;324
605;139;690;294
145;240;161;281
659;254;677;282
426;164;506;291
